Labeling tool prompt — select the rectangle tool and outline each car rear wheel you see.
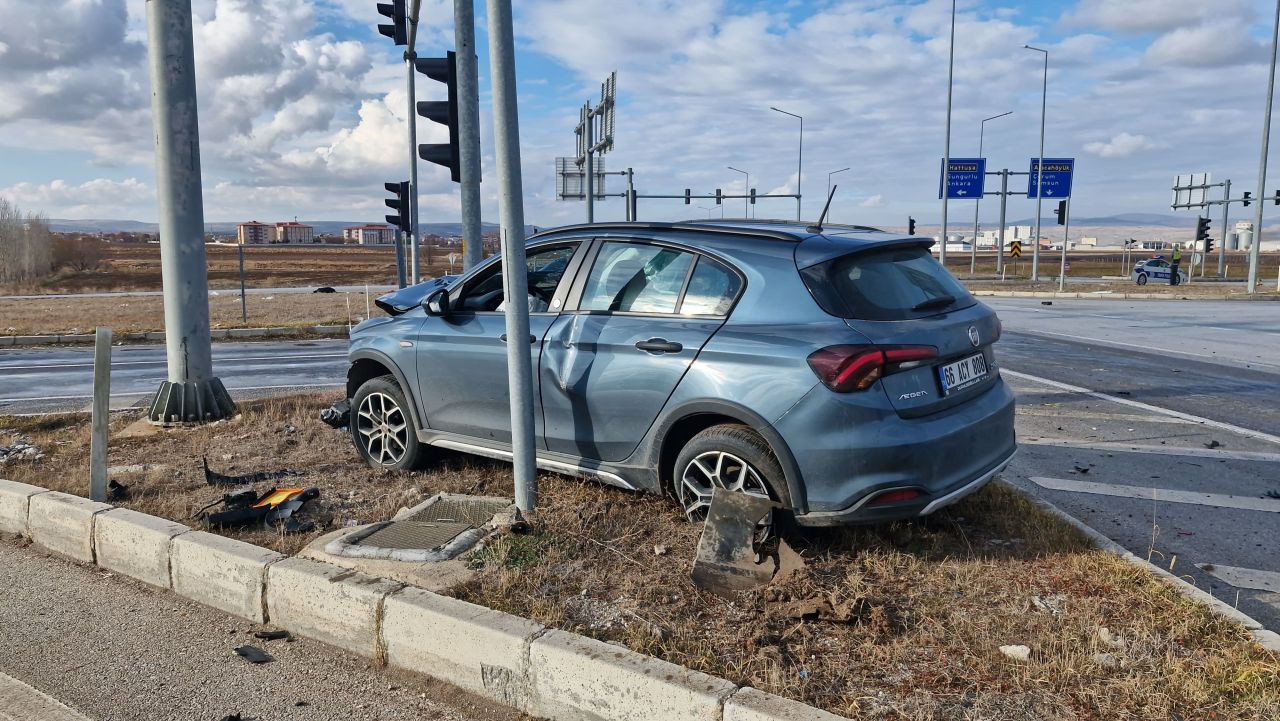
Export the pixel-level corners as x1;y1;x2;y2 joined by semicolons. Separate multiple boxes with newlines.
351;375;427;471
1136;273;1148;285
674;424;786;523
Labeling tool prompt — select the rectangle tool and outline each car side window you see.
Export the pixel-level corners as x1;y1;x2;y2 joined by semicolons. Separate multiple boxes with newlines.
679;256;741;316
453;244;577;313
580;242;694;314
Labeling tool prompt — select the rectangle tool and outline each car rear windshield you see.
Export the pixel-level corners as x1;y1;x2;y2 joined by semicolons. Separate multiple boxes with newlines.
799;245;976;321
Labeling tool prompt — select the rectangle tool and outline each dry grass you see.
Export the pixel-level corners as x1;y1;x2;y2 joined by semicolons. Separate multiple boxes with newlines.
959;279;1273;299
1;292;372;335
3;396;1276;719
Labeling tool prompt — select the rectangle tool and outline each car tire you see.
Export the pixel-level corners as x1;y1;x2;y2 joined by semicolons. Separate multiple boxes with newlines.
350;375;428;471
673;424;788;523
1136;273;1148;285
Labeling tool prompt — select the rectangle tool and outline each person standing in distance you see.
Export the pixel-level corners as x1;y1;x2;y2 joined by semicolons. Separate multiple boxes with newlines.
1170;244;1183;285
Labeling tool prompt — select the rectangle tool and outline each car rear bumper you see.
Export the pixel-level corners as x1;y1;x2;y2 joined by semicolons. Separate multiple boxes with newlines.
775;374;1017;525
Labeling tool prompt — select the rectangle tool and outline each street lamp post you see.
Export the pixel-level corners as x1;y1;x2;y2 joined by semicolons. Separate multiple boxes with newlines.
1025;44;1048;282
770;106;803;220
727;166;750;217
827;167;850;222
940;0;957;267
972;111;1012;274
1253;0;1280;292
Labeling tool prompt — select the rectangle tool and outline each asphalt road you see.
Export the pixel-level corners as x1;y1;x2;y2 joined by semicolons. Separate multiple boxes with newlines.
2;298;1277;631
0;285;395;301
0;542;517;721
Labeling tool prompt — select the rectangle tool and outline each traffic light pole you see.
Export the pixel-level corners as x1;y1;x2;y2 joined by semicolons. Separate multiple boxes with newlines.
996;169;1008;276
406;51;421;285
144;0;234;424
486;0;537;512
1219;179;1230;277
584;102;595;224
1058;197;1070;293
454;0;483;272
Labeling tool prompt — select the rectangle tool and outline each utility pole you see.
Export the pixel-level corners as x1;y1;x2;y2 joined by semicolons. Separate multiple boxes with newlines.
1253;0;1280;292
1026;44;1049;282
454;0;483;271
939;0;956;266
144;0;233;424
486;0;537;512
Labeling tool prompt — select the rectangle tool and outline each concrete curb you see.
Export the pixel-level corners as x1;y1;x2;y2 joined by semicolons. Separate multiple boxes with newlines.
2;325;349;347
971;289;1280;301
0;478;853;721
1006;480;1280;654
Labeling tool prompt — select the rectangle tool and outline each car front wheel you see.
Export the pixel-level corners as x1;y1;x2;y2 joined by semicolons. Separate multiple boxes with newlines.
674;424;786;522
350;375;427;470
1136;273;1148;285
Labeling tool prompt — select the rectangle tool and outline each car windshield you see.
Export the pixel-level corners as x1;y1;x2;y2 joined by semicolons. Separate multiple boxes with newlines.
801;245;977;321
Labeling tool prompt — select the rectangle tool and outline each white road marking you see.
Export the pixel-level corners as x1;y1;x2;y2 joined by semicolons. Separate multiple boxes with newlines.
1020;439;1280;463
1015;407;1194;424
0;352;347;372
1003;369;1280;446
0;383;344;403
0;671;91;721
1196;564;1280;593
1029;476;1280;514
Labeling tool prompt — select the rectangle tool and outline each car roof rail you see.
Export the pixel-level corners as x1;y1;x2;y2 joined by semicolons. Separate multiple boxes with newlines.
528;219;887;244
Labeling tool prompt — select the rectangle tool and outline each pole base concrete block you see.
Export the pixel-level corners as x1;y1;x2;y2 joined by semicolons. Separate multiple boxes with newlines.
382;587;543;706
724;688;852;721
266;558;401;658
147;377;236;424
0;480;47;536
528;629;736;721
171;531;283;623
94;508;190;589
27;492;112;562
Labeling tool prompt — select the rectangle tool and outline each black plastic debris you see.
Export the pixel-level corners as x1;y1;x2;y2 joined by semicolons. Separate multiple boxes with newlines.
320;399;350;430
108;479;130;501
233;645;273;664
219;714;244;721
313;286;337;293
254;630;291;641
203;458;303;486
198;487;319;530
1041;301;1052;306
1265;490;1280;500
1205;440;1222;449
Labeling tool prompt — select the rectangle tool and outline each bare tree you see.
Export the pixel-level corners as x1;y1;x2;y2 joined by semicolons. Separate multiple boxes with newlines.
0;198;53;284
52;233;105;271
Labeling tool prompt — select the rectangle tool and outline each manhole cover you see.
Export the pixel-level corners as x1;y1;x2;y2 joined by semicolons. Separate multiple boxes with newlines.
403;497;511;526
355;521;474;551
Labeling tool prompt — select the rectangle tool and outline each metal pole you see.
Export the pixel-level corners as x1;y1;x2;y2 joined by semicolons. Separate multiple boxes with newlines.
1027;45;1049;282
996;169;1008;275
405;52;421;285
585;102;595;224
1058;197;1070;292
940;0;956;267
1219;179;1230;277
770;107;803;220
1256;0;1280;292
973;112;1012;274
486;0;537;512
393;228;406;288
626;167;636;221
728;166;749;217
826;167;850;222
144;0;233;424
454;0;483;271
237;242;247;323
89;326;112;502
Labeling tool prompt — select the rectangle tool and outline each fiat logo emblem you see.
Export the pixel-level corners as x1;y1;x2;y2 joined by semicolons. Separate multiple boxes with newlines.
968;326;980;347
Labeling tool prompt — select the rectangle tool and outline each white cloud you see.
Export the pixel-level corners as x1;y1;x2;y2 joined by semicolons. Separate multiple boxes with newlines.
1063;0;1253;35
1083;133;1162;159
1144;19;1267;68
860;194;885;208
0;178;151;216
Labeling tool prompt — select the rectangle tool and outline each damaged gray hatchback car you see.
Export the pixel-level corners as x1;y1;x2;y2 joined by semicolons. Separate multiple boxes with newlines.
345;220;1015;525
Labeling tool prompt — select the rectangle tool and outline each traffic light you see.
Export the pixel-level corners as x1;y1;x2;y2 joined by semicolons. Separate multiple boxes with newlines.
415;52;461;182
908;217;916;235
1274;189;1280;206
1195;216;1211;242
749;188;756;205
684;189;691;205
1242;191;1252;207
715;188;723;205
384;181;410;233
1205;235;1214;255
1054;199;1067;225
376;0;406;45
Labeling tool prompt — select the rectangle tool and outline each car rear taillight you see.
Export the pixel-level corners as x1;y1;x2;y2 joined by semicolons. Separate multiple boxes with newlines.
806;345;938;392
866;488;922;506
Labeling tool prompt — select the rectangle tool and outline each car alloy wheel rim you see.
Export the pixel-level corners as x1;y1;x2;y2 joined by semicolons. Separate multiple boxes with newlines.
679;450;770;522
356;392;408;466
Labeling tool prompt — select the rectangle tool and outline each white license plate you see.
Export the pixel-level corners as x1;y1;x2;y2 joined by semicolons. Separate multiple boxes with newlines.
938;353;988;395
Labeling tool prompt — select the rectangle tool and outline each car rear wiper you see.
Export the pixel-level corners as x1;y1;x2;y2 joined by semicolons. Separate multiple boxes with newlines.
911;294;955;312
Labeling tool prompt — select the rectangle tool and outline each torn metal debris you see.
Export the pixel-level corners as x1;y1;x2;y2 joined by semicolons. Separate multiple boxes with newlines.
320;399;350;430
233;645;273;664
203;458;304;486
690;487;780;597
197;487;319;530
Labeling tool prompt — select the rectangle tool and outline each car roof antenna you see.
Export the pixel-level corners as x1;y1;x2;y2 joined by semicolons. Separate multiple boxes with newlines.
806;184;837;234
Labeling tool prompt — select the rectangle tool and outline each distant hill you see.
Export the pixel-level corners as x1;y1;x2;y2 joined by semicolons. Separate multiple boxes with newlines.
1006;213;1199;228
48;218;522;236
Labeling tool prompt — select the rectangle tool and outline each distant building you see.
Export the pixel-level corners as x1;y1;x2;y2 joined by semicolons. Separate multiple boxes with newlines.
1079;236;1099;247
275;221;315;244
343;224;394;245
236;221;272;245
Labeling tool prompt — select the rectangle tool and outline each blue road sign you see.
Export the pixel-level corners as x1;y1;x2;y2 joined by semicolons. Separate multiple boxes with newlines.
938;158;986;200
1027;157;1074;198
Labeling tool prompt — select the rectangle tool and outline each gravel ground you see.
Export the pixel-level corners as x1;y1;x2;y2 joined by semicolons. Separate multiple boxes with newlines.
0;539;527;721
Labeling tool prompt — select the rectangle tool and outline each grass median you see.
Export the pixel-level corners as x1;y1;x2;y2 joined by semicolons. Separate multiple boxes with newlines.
2;394;1276;719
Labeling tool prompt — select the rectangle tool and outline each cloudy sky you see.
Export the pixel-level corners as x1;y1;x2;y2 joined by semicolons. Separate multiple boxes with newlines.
0;0;1275;228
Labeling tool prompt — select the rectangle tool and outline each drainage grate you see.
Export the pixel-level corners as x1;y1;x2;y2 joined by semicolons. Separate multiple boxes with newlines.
402;497;511;526
354;521;475;551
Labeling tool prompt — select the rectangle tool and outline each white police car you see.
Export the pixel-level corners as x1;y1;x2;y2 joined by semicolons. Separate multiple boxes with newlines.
1132;257;1187;285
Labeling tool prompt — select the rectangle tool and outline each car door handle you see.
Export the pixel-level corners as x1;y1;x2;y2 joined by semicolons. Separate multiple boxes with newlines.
499;334;536;344
635;338;683;354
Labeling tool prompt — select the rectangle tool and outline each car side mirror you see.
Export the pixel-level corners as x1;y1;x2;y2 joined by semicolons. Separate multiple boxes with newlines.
424;288;450;317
